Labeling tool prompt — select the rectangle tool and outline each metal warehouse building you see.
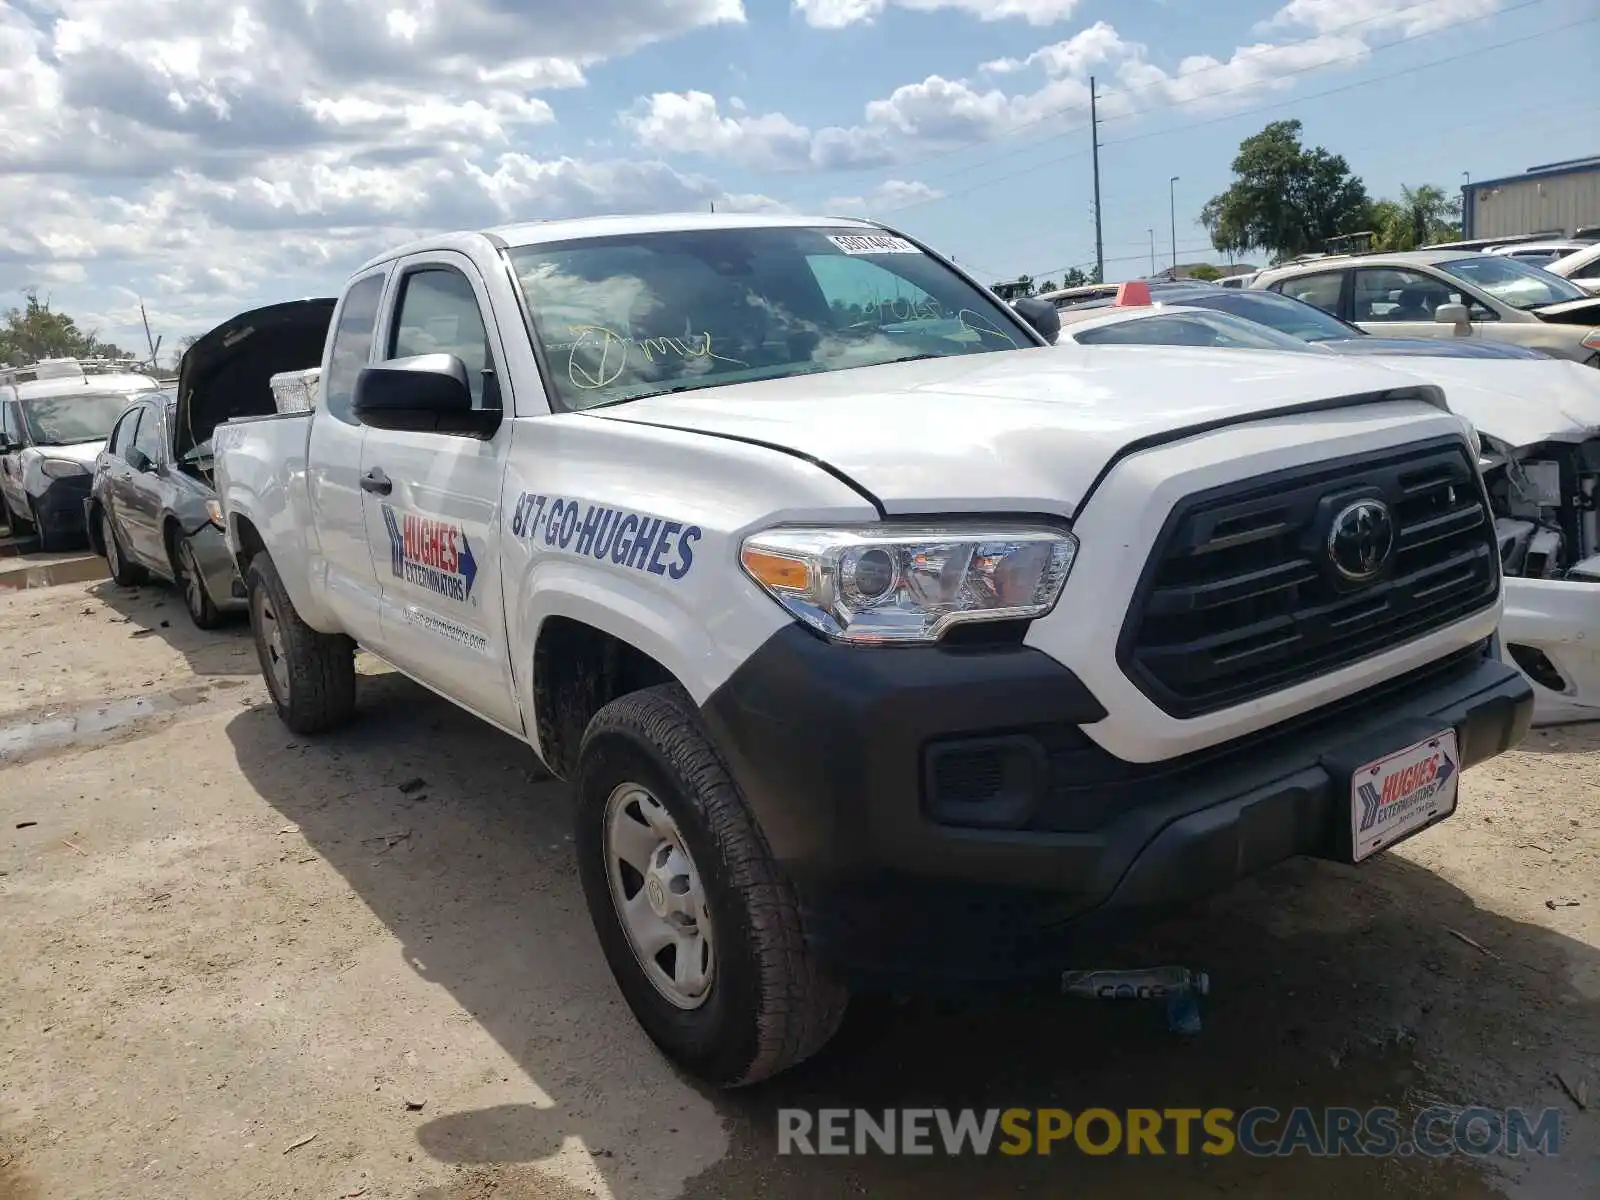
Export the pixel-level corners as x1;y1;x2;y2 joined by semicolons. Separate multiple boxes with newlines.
1462;155;1600;240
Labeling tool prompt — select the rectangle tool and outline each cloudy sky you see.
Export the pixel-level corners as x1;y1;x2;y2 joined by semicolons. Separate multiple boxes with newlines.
1;0;1594;357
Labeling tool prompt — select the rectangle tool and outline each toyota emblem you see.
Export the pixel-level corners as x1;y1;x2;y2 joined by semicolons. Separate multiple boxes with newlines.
1327;499;1395;583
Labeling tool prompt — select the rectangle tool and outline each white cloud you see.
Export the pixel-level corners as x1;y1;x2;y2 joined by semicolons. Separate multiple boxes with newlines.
1263;0;1501;37
981;20;1126;75
823;180;945;214
793;0;1084;30
1112;34;1370;112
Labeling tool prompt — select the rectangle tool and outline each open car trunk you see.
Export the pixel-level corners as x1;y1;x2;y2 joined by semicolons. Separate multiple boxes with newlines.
174;298;336;478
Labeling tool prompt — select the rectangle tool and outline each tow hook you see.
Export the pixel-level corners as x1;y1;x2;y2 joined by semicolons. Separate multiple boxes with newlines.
1060;966;1210;1035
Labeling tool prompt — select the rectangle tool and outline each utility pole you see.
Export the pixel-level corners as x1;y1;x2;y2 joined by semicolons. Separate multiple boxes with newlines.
139;300;159;367
1169;176;1180;272
1090;76;1103;284
1148;229;1155;276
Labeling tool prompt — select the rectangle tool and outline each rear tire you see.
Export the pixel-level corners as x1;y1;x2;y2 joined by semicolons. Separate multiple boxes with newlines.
246;554;356;734
575;683;848;1086
175;535;224;629
101;509;146;586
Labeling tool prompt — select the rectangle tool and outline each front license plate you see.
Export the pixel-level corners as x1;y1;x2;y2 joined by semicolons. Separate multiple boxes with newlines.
1351;731;1460;862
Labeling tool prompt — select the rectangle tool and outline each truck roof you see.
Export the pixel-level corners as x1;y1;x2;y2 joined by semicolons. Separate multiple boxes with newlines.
355;211;887;272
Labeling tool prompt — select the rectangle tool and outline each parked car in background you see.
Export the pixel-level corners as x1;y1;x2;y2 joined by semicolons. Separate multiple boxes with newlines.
86;298;335;628
1484;240;1594;269
1545;242;1600;296
1252;250;1600;366
1053;285;1600;725
0;358;164;549
1065;281;1554;360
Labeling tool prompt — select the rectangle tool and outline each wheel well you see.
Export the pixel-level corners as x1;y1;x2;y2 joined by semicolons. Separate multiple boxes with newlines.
231;515;267;577
162;516;185;572
533;617;677;780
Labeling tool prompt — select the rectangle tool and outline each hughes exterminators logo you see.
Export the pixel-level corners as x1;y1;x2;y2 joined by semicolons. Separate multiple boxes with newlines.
1357;739;1456;834
382;504;478;604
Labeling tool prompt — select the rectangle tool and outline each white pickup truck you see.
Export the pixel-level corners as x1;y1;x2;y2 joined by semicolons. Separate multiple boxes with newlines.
212;212;1533;1086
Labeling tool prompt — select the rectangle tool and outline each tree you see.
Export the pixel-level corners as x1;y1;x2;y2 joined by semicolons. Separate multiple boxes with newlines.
1201;120;1372;263
1036;279;1059;294
1373;184;1461;251
0;289;128;365
1060;267;1091;288
1186;264;1223;281
168;333;201;370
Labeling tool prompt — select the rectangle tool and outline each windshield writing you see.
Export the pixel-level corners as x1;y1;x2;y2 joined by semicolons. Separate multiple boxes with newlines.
20;392;139;445
511;226;1024;411
1440;256;1586;310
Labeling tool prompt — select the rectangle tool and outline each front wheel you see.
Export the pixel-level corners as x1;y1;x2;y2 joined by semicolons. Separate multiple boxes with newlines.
31;501;61;552
175;536;224;629
575;683;848;1086
101;509;146;586
245;554;357;734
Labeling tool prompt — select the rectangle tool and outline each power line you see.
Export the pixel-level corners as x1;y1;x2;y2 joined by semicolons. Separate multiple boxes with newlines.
822;0;1549;194
873;11;1599;217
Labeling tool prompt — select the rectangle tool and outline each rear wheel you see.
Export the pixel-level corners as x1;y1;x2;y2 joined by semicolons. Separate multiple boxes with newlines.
246;554;356;734
101;510;146;586
175;535;224;629
575;683;848;1086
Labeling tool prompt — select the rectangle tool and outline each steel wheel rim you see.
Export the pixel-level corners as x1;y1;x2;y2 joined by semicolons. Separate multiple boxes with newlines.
603;782;715;1010
102;514;120;576
255;591;290;701
181;542;205;616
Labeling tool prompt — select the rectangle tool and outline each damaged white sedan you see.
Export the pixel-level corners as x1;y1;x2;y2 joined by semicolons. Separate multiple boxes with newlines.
1051;295;1600;725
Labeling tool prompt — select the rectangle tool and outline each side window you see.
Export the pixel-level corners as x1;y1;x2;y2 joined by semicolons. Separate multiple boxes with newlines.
323;273;388;425
131;407;165;463
1352;268;1480;322
806;256;944;326
107;409;139;456
388;268;496;408
1;400;21;444
1572;258;1600;282
1273;271;1344;315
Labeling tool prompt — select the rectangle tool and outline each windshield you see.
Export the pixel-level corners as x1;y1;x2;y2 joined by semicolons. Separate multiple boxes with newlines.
1438;255;1587;309
1175;289;1362;342
507;226;1029;411
1071;309;1319;353
19;392;140;445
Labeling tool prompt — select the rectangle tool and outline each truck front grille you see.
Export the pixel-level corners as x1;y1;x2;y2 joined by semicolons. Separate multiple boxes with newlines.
1118;437;1499;718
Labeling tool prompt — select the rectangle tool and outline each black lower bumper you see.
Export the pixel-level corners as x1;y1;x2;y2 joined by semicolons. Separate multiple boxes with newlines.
34;476;92;539
701;628;1533;989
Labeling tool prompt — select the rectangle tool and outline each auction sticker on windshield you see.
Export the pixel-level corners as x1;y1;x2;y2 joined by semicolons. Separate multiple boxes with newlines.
1351;731;1459;862
827;234;919;255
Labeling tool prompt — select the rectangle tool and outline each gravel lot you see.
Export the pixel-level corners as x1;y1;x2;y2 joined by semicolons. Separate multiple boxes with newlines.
1;562;1597;1200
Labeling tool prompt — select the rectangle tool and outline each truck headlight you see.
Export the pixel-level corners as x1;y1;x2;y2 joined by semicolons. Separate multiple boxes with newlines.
40;459;89;479
740;524;1077;644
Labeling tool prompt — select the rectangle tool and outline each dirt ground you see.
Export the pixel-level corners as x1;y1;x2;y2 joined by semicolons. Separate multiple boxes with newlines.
1;560;1597;1200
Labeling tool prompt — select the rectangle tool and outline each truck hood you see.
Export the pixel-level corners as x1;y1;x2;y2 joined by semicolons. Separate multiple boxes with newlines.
591;345;1433;516
1388;357;1600;448
175;297;335;462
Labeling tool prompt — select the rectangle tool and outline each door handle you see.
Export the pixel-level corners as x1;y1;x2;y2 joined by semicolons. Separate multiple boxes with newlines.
360;467;392;496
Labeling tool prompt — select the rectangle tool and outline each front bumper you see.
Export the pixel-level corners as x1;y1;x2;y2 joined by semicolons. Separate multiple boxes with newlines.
701;627;1533;989
1502;576;1600;725
32;476;92;538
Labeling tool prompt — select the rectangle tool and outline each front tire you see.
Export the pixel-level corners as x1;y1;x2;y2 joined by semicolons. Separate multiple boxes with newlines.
246;554;356;734
575;683;848;1086
31;501;61;552
101;510;146;586
175;535;224;629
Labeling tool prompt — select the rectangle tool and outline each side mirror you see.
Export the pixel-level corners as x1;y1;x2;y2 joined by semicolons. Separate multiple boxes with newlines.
126;448;155;473
1433;302;1472;333
1011;296;1063;343
352;353;501;437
